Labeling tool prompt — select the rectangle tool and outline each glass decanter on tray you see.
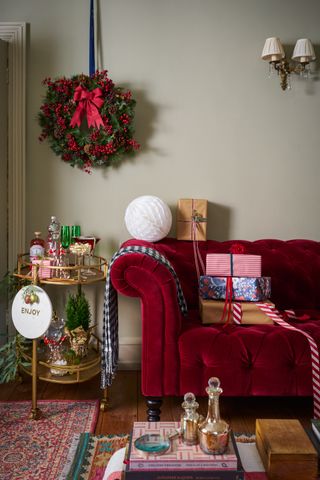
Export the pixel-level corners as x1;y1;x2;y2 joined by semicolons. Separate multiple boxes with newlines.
198;377;230;454
180;392;201;445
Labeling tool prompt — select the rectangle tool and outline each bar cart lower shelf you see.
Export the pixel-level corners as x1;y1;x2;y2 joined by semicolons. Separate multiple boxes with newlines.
18;335;108;418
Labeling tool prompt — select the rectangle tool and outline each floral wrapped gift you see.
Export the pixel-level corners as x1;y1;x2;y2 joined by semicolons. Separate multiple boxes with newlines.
199;275;271;302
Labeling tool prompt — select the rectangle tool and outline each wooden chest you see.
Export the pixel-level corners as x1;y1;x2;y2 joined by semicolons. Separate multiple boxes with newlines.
255;419;318;480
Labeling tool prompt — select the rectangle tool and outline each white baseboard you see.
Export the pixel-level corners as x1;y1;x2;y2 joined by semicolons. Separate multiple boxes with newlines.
118;336;141;370
119;336;141;345
118;360;141;370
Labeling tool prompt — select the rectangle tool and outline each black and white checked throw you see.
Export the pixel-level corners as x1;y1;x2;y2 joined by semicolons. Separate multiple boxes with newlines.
101;245;188;388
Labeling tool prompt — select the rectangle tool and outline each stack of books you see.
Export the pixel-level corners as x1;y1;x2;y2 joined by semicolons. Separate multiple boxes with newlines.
124;421;244;480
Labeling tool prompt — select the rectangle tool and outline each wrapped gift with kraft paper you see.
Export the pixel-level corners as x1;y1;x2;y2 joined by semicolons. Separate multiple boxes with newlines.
31;258;53;279
176;198;207;241
199;298;274;324
199;275;271;302
206;252;261;277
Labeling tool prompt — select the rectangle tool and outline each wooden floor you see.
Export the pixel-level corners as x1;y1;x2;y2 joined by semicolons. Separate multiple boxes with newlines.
0;370;314;435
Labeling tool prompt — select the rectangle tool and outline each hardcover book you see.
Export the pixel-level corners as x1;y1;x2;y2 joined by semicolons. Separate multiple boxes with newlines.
124;421;244;480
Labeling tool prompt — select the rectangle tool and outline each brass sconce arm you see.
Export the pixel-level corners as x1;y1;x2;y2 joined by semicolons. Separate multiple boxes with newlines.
272;59;308;91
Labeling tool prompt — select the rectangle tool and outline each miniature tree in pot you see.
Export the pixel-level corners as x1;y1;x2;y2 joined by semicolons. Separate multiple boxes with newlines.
65;290;91;359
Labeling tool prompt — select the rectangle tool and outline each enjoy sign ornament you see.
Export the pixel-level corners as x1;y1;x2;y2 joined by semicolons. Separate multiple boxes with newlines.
12;285;52;339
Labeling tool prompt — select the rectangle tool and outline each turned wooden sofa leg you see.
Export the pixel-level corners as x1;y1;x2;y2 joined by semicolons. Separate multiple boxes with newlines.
146;396;163;421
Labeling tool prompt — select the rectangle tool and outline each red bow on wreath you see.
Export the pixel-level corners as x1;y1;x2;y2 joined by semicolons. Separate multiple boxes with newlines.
70;85;104;129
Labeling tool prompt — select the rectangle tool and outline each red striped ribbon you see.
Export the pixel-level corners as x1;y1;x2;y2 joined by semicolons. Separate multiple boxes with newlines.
232;303;242;324
221;277;234;326
256;302;320;419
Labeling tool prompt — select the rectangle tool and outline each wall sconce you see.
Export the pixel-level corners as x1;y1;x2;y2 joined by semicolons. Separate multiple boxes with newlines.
261;37;316;91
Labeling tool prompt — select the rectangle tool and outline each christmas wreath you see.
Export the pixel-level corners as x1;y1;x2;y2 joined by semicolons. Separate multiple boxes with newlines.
38;70;140;173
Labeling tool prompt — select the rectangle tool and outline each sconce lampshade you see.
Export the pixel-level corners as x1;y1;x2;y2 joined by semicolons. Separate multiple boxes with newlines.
292;38;316;63
261;37;285;62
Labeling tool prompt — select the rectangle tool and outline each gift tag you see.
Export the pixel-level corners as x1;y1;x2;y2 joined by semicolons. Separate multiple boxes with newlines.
12;285;52;339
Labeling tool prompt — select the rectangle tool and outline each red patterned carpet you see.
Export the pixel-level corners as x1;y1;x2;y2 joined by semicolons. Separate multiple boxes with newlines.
0;399;99;480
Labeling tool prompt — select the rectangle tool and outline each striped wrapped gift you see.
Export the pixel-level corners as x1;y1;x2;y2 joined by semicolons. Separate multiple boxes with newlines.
31;258;53;279
206;253;261;277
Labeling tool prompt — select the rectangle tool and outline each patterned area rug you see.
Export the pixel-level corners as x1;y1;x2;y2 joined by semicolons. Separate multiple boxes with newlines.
0;399;99;480
63;433;129;480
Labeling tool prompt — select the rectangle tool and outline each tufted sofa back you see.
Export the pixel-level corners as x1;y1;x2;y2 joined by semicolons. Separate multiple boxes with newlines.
123;238;320;310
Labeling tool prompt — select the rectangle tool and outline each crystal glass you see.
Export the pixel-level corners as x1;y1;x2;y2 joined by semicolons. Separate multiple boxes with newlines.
198;377;230;454
60;225;71;250
69;242;90;280
74;236;100;277
71;225;81;243
57;251;70;279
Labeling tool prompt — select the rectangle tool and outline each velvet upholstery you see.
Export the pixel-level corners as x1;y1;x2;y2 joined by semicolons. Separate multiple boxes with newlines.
110;238;320;399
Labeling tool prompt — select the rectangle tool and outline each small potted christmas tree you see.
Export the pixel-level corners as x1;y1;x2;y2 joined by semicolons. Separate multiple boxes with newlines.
65;290;91;358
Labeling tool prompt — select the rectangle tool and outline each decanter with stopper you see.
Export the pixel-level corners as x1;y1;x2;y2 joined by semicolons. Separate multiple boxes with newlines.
198;377;230;454
180;392;201;446
46;216;60;257
44;312;67;376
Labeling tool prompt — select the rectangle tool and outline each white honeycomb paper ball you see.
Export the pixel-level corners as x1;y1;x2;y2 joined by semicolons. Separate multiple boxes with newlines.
125;195;172;242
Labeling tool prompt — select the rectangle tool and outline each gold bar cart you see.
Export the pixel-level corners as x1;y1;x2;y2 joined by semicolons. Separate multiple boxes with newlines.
14;253;108;419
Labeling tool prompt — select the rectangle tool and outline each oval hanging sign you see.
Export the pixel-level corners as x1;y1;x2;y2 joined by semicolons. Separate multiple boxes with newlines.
11;285;52;339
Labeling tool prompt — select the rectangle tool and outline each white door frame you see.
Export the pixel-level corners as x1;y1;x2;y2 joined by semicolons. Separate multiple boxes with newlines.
0;23;26;272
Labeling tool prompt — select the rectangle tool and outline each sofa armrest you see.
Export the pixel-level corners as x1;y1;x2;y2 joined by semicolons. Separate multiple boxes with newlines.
110;243;184;396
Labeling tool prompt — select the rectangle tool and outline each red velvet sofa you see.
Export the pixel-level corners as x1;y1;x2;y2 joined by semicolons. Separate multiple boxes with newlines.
110;237;320;420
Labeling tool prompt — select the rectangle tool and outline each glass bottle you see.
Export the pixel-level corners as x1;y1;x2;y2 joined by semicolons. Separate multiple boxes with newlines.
180;392;200;445
198;377;230;455
46;215;61;256
46;217;61;278
29;232;45;262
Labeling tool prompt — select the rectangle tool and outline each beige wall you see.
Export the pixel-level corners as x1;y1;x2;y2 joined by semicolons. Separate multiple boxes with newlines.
2;0;320;366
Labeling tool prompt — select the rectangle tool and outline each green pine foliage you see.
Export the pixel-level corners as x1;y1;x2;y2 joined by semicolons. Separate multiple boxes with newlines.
0;272;31;383
65;291;91;332
0;271;27;301
0;335;31;383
